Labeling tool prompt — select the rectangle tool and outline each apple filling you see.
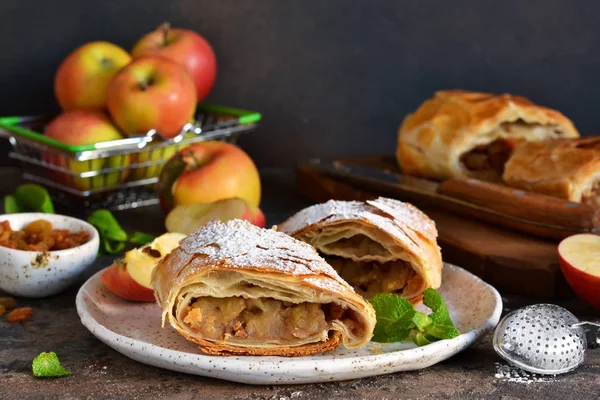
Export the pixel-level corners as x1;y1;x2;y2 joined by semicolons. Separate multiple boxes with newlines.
182;297;355;344
326;256;423;299
460;137;518;180
459;119;573;180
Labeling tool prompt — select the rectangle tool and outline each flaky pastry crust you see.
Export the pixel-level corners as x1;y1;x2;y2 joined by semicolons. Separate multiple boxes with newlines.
503;137;600;203
396;90;580;180
151;219;376;357
277;197;442;303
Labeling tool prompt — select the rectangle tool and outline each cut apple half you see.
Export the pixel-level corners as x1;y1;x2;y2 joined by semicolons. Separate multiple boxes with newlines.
101;232;186;302
101;260;156;302
558;234;600;311
165;198;266;235
127;232;186;289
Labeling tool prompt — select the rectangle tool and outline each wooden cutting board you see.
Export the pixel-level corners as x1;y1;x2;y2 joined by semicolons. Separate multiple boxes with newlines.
296;155;573;299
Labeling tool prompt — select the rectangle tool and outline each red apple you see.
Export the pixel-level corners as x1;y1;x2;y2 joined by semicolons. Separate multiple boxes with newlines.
101;233;186;302
44;110;131;190
106;56;197;139
165;198;266;234
131;23;217;101
558;234;600;311
54;41;132;111
101;260;155;302
157;141;261;213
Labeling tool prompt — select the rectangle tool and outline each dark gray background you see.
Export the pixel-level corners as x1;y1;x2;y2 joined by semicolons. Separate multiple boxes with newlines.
0;0;597;167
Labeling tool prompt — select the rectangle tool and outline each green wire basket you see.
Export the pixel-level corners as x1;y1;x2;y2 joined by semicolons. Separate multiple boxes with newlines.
0;103;261;210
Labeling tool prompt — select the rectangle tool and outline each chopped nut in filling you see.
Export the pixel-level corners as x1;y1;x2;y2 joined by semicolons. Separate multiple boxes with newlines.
326;256;423;299
182;297;351;343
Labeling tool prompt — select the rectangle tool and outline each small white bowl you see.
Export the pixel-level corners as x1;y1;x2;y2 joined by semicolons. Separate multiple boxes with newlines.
0;213;99;298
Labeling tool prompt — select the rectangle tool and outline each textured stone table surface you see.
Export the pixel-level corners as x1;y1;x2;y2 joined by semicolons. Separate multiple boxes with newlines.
1;169;599;400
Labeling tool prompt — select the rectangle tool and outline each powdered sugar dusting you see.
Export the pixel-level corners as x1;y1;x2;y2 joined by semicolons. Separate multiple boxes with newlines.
178;219;352;291
494;363;556;384
278;197;438;263
367;197;437;238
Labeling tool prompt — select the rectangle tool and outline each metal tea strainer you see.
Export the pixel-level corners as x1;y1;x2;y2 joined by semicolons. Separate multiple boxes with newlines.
493;304;600;375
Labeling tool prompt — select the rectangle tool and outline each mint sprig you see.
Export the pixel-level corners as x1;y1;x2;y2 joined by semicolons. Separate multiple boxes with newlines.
32;352;71;378
87;209;155;255
369;288;460;346
4;184;54;214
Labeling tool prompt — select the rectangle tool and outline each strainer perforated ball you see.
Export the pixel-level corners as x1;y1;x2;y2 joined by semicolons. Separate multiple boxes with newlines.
493;304;599;375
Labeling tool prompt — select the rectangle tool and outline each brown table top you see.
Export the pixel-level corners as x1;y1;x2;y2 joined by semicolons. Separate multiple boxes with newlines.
1;169;599;400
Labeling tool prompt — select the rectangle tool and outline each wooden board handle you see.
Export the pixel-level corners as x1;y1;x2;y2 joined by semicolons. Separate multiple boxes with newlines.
437;177;600;232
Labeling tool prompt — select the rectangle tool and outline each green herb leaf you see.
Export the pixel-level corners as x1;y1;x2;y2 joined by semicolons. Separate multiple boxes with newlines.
128;231;155;246
370;293;415;342
4;195;21;214
103;237;125;255
87;210;155;255
4;184;55;214
413;332;432;346
412;311;432;332
87;210;127;242
14;184;54;214
32;352;71;378
370;289;460;346
88;210;128;254
423;288;454;327
425;324;461;340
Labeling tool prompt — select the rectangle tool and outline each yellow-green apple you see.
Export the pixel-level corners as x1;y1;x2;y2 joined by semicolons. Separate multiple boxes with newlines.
130;144;178;181
558;234;600;311
106;56;197;139
131;23;217;101
165;198;266;234
54;41;131;110
157;141;261;212
101;232;185;302
44;110;131;190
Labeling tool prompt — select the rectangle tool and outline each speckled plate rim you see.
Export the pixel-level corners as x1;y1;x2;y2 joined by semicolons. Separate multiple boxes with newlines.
76;263;503;385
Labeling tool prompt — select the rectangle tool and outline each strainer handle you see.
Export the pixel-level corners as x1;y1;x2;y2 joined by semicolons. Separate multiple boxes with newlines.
572;321;600;349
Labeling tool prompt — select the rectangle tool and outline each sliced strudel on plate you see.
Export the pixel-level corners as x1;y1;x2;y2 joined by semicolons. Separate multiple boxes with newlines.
151;219;376;356
277;197;442;303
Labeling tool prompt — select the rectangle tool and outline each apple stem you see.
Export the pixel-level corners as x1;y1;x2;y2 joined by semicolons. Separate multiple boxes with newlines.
159;22;171;46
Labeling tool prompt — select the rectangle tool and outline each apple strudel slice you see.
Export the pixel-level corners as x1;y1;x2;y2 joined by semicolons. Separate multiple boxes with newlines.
503;137;600;206
277;197;442;303
151;219;376;357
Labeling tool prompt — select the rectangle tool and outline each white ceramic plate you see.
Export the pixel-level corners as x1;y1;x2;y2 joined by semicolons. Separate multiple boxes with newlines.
76;263;502;385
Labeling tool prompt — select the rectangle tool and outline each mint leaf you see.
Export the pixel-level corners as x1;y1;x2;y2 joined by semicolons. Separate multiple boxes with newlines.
384;307;415;342
370;290;460;345
4;184;54;214
382;328;411;342
413;332;432;346
103;237;125;254
88;210;127;242
370;293;414;322
14;184;54;214
412;311;432;332
88;210;128;254
426;324;460;340
128;231;155;246
4;195;21;214
370;293;415;343
32;352;70;378
423;288;454;327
